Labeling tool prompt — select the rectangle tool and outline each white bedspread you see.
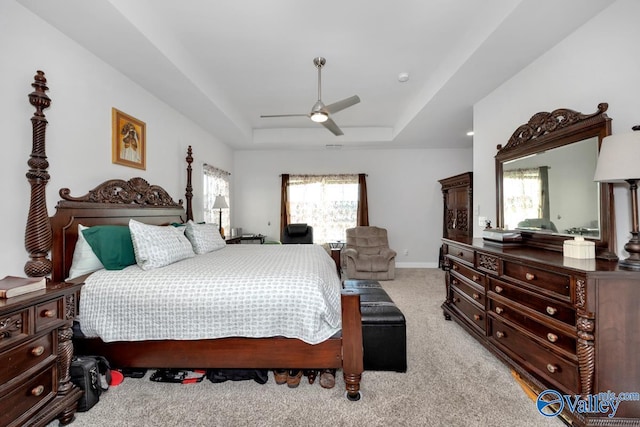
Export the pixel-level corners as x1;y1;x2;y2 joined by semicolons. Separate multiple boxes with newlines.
78;244;342;345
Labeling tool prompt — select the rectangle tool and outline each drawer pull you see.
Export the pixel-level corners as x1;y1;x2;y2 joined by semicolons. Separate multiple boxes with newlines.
494;285;503;293
546;306;557;316
546;364;559;374
452;265;459;271
452;279;458;286
31;385;45;396
31;346;45;357
452;297;460;303
525;272;536;281
547;333;558;343
42;310;55;318
472;293;480;300
495;307;504;314
495;331;505;339
458;252;464;257
472;275;479;282
473;314;482;321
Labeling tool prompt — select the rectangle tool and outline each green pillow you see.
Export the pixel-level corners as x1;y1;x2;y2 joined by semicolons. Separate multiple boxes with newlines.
82;225;136;270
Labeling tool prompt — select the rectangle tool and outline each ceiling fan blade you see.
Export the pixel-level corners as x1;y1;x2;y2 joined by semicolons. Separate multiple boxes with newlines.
325;95;360;114
321;117;344;136
260;114;309;118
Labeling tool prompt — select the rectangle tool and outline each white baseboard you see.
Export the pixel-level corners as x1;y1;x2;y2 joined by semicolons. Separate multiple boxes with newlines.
396;262;439;269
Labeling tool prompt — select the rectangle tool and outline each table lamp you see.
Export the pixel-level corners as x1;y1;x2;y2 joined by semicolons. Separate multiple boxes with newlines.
594;126;640;270
212;195;228;238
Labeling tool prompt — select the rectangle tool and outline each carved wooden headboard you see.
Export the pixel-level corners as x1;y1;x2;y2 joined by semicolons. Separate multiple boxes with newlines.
23;71;194;282
50;179;186;282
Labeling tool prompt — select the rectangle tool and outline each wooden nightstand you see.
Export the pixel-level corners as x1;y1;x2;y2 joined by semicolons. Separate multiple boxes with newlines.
0;281;83;427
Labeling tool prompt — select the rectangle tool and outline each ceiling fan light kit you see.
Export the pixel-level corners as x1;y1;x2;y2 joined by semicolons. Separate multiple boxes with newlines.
260;57;360;136
311;112;328;123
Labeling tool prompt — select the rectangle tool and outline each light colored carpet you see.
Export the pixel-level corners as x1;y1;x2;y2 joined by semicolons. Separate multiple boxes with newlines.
53;269;565;427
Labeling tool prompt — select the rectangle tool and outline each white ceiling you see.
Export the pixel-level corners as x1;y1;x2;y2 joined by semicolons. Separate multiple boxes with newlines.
18;0;613;150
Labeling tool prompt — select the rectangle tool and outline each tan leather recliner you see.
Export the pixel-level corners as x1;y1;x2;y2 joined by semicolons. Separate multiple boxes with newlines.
343;226;396;280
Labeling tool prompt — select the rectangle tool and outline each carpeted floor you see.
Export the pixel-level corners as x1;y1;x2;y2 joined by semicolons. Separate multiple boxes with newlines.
51;269;565;427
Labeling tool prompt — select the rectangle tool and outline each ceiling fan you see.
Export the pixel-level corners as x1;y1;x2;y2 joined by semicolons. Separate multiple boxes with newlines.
260;57;360;136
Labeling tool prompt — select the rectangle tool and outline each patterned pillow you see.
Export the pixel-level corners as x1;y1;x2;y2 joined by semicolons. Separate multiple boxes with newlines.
67;224;105;279
184;220;226;254
129;219;195;270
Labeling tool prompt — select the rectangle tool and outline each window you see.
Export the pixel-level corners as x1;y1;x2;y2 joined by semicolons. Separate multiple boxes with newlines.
287;174;359;243
203;164;230;234
503;166;550;230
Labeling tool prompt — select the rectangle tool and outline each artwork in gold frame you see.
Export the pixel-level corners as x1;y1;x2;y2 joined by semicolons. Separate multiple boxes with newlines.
112;108;146;170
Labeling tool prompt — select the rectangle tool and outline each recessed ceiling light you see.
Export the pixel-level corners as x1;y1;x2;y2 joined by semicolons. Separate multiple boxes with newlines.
466;131;474;136
398;72;409;83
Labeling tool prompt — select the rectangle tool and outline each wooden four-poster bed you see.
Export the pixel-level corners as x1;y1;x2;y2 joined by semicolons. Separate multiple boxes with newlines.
20;71;363;426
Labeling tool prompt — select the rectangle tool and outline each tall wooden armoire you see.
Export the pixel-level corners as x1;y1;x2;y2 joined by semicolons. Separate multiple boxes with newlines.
439;172;473;240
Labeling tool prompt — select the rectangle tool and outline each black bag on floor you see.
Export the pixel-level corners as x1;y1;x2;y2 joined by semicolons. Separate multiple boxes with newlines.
70;356;111;412
206;368;269;384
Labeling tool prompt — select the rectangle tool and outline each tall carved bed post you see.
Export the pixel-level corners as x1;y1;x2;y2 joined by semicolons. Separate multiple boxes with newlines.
185;145;194;221
25;70;53;278
25;72;79;423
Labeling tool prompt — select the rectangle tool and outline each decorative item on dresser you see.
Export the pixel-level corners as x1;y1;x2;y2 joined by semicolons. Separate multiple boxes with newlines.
20;71;363;403
0;282;84;427
442;104;640;426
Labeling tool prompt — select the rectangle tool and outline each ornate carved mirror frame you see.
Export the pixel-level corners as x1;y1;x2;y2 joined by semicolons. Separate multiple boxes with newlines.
495;103;617;260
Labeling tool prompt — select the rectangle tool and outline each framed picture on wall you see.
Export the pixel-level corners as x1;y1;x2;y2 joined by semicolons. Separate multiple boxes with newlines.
112;108;146;170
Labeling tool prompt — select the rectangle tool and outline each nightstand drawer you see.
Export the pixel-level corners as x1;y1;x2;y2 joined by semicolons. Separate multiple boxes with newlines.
0;309;30;351
35;298;63;332
0;332;55;387
0;366;55;427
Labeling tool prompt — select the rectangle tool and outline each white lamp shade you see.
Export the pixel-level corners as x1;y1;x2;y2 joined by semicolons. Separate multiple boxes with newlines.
594;131;640;182
212;195;228;209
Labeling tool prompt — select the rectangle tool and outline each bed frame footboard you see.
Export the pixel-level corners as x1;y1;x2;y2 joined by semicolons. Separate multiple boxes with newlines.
74;292;363;399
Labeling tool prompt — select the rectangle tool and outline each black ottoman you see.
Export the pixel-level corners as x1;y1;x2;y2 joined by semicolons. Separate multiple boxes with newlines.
343;280;407;372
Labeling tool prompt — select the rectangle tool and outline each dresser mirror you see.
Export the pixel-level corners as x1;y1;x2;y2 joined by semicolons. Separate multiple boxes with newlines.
495;103;617;259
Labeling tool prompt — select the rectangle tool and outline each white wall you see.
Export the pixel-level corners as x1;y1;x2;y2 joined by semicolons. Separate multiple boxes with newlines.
0;1;233;277
473;0;640;258
233;148;472;267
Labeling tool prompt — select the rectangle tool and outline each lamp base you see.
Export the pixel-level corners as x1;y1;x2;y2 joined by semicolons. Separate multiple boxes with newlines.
619;232;640;270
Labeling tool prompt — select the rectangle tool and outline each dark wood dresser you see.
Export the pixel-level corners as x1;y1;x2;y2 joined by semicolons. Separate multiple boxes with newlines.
442;238;640;426
0;282;83;427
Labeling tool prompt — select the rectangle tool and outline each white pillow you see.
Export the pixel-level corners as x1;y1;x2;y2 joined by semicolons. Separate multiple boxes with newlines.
67;224;104;279
184;220;226;254
129;219;195;270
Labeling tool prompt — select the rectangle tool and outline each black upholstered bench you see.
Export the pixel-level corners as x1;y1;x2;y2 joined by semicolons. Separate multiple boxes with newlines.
342;279;407;372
